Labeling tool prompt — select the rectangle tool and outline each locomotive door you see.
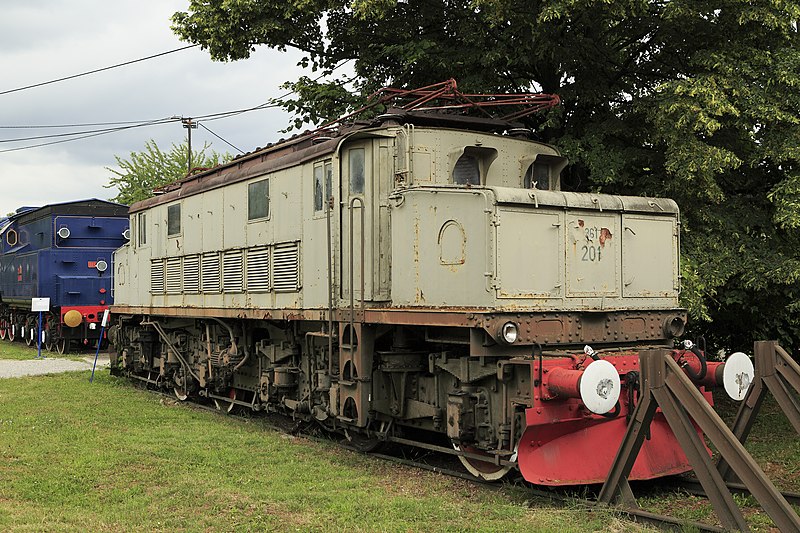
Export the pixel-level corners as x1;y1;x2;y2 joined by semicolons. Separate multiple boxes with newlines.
340;143;374;304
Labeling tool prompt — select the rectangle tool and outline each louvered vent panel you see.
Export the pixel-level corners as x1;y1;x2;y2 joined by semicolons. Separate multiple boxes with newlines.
183;255;200;293
222;250;244;292
246;247;270;292
201;253;221;293
165;258;182;294
272;242;299;292
150;260;165;294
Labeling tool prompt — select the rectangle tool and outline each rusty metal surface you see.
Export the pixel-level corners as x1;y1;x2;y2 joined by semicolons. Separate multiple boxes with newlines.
599;348;800;532
112;304;685;348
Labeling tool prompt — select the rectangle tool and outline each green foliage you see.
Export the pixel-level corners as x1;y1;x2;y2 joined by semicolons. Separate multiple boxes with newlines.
171;1;800;351
105;140;229;206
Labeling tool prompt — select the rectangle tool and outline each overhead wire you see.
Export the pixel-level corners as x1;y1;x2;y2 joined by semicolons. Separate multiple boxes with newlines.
0;118;177;154
0;57;358;154
0;44;199;97
0;117;179;143
199;123;244;154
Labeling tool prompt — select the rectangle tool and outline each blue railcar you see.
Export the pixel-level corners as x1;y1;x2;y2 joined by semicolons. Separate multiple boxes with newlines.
0;199;129;352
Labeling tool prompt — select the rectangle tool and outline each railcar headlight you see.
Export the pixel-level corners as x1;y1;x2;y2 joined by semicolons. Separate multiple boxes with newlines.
499;322;519;344
95;260;108;273
57;227;71;239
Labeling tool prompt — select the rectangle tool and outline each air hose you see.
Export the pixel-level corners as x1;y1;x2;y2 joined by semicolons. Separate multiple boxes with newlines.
682;339;708;381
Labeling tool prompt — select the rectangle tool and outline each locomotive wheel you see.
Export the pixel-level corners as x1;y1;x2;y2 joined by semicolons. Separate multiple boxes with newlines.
453;441;515;482
214;388;238;414
25;325;36;347
56;338;67;354
0;319;7;340
174;385;189;401
173;368;189;401
8;324;15;342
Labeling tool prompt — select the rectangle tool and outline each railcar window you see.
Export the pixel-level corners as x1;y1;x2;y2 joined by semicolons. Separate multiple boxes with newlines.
349;148;365;195
6;228;17;246
314;161;333;212
524;161;551;189
167;204;181;236
314;165;324;211
325;161;332;202
248;179;270;220
137;212;147;246
453;154;480;185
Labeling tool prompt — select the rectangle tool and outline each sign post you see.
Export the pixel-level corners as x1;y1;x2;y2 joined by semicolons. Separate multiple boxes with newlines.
90;309;110;383
31;298;50;360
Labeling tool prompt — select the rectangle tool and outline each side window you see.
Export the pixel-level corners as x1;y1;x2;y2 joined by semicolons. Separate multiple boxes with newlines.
137;212;147;246
167;203;181;236
349;148;365;195
248;179;270;220
314;160;334;212
6;228;18;247
313;165;324;211
325;161;332;202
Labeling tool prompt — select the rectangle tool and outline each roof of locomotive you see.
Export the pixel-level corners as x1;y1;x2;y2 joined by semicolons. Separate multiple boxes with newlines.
129;111;550;214
5;199;129;224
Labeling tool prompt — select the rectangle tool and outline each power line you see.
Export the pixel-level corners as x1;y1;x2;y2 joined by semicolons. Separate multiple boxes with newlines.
0;58;358;154
0;117;179;143
199;123;244;154
0;44;199;97
0;119;175;154
0;119;170;129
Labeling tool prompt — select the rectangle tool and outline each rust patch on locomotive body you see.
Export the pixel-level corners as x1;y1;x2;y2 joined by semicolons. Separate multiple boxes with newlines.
599;227;613;247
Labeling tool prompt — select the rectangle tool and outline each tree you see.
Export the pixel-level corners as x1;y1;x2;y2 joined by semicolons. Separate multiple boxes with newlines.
171;1;800;352
106;140;229;206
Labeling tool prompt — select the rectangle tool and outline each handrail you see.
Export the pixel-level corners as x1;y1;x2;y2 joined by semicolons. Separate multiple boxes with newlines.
326;188;335;377
349;196;365;344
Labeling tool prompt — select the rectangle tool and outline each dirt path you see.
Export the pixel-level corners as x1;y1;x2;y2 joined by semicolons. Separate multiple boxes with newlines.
0;355;109;379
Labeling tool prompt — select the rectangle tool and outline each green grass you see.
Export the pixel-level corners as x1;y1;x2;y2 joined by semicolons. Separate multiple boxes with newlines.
0;365;644;532
2;340;796;532
0;341;88;362
0;342;48;361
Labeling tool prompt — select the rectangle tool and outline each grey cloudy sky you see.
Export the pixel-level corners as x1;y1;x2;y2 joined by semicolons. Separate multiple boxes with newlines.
0;1;310;216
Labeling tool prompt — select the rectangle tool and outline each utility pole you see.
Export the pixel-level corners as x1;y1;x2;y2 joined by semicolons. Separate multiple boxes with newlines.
182;117;198;174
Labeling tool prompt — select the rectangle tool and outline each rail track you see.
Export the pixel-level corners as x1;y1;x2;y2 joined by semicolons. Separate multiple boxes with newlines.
139;382;799;532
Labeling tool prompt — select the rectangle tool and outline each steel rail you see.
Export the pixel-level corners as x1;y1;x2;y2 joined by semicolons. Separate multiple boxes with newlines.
671;478;800;508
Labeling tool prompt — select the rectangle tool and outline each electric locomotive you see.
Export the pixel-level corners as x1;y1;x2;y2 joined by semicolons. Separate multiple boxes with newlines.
109;82;735;484
0;199;129;352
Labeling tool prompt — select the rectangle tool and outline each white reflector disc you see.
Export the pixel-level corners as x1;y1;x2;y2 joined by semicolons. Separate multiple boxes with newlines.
580;359;621;415
723;352;754;401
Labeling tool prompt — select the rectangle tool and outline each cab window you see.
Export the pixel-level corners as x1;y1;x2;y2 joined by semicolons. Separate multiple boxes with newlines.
137;212;147;246
349;148;365;195
167;203;181;236
248;179;270;220
314;160;333;212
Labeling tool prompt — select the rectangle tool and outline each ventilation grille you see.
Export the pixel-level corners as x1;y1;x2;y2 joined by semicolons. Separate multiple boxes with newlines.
222;250;244;292
150;260;164;294
183;255;200;293
201;253;221;293
273;242;299;292
165;258;182;294
246;247;270;292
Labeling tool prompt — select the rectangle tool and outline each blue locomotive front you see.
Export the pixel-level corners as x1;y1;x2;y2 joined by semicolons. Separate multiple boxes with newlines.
0;199;129;352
